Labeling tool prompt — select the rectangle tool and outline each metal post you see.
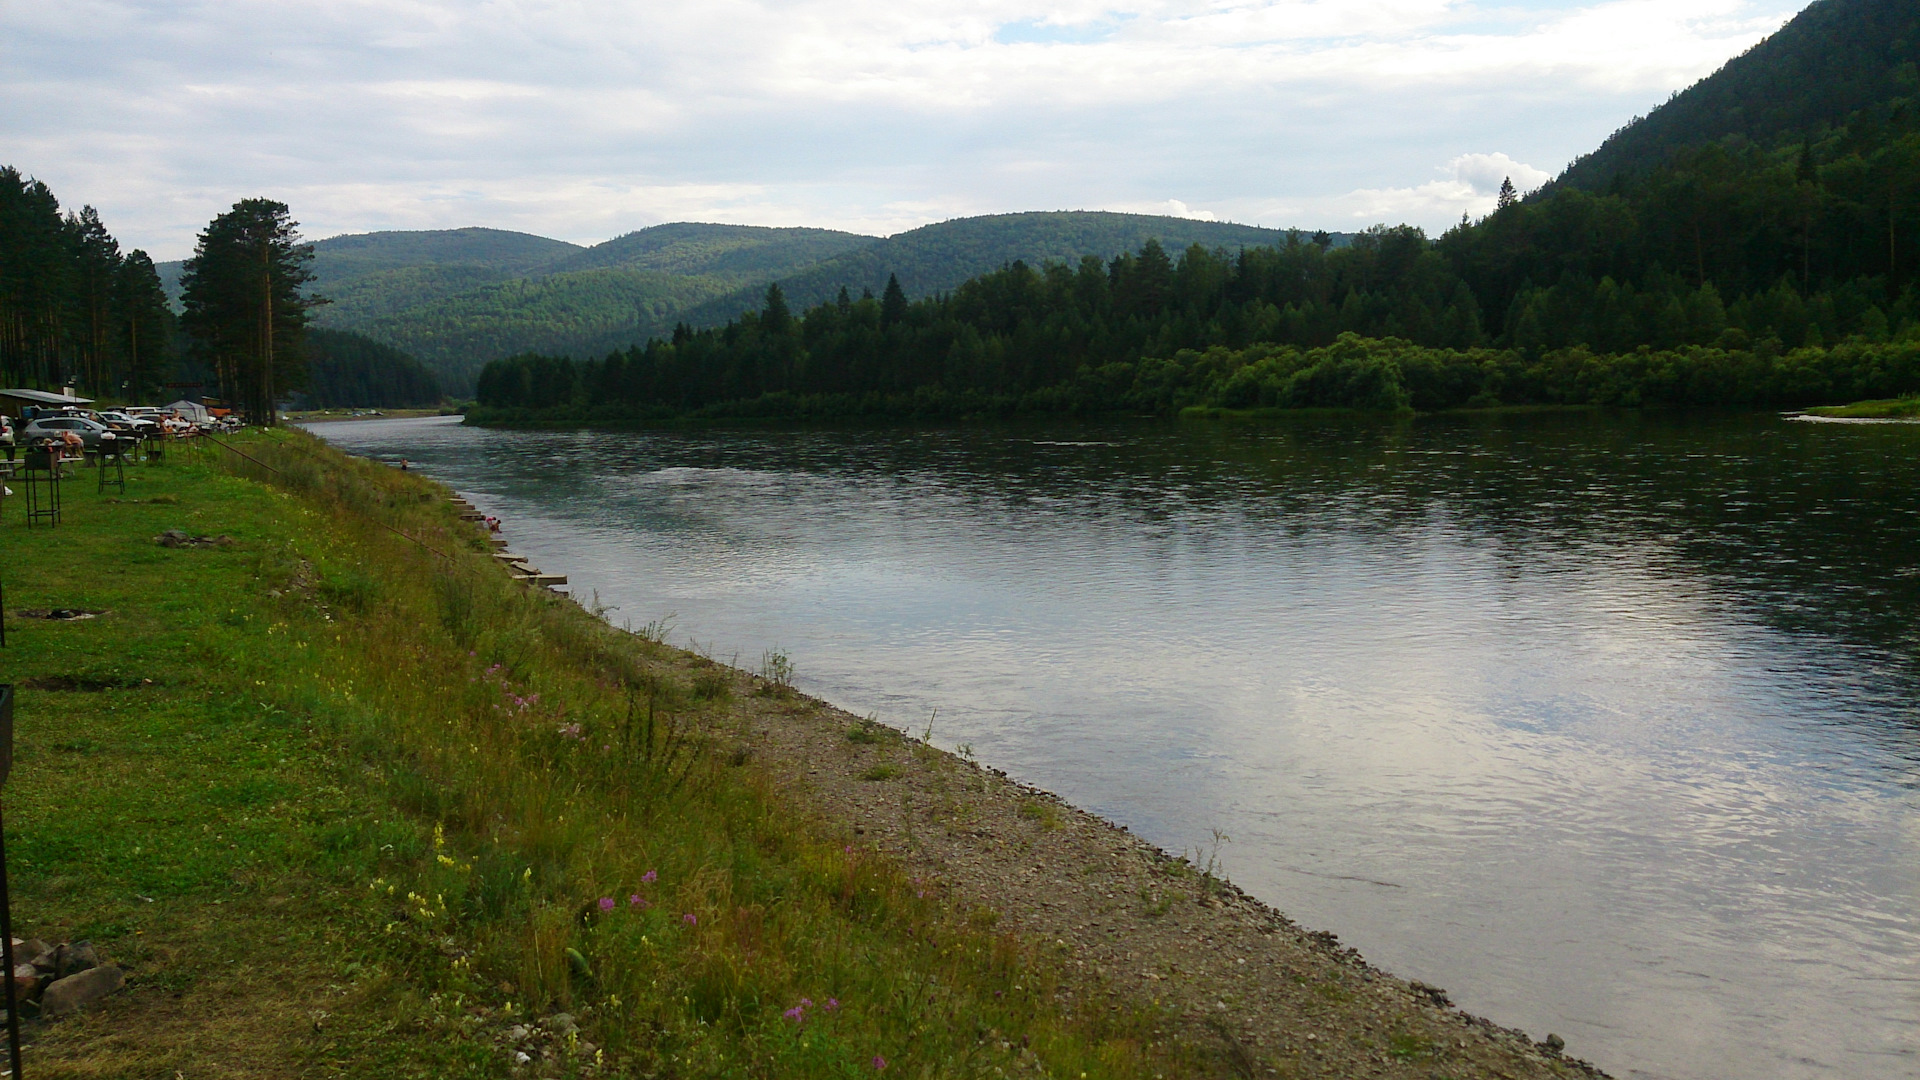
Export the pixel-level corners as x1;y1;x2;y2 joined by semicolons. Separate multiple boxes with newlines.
0;684;19;1078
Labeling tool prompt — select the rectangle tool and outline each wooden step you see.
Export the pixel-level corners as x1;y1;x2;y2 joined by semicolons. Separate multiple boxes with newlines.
490;552;527;562
512;573;567;587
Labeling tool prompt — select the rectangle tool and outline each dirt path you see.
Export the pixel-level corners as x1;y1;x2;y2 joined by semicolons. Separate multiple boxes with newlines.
715;677;1608;1080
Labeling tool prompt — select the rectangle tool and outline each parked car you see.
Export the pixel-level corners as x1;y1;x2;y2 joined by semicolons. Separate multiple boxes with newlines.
22;415;112;450
96;410;157;433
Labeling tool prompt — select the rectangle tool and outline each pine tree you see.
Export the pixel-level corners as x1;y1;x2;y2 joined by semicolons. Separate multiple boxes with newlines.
113;251;172;401
880;273;908;328
1496;177;1519;210
180;199;316;424
762;282;791;334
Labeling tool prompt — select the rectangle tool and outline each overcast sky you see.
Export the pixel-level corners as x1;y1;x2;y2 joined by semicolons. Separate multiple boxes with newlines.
6;0;1806;259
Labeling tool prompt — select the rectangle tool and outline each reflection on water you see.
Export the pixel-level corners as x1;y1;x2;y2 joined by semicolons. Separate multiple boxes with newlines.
311;412;1920;1080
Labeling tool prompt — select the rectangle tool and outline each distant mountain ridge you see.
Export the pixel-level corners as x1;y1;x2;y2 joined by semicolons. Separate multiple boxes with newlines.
157;214;1342;396
672;212;1335;329
1557;0;1920;190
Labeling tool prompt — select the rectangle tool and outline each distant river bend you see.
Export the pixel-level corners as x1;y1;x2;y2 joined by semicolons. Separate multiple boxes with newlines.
309;412;1920;1080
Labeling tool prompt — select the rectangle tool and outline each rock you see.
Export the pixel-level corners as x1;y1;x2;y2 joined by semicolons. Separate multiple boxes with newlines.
16;940;48;966
63;941;99;977
10;965;37;998
40;965;124;1015
542;1012;577;1034
1543;1033;1566;1053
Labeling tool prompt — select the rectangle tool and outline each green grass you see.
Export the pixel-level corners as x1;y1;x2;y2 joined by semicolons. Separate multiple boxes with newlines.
5;433;1207;1078
1802;395;1920;418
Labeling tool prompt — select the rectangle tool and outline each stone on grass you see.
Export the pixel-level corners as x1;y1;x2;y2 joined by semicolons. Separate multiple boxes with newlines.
40;965;124;1015
62;941;100;977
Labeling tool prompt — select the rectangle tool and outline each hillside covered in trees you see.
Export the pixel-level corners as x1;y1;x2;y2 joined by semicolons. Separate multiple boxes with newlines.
301;328;441;409
158;216;1331;396
473;0;1920;421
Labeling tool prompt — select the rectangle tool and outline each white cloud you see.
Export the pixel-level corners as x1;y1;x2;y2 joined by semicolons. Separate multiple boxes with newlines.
0;0;1808;256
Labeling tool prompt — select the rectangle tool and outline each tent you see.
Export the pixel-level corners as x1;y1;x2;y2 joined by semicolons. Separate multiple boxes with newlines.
165;399;211;423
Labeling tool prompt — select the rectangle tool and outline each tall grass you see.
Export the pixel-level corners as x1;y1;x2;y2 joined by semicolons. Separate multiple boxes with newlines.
206;429;1204;1078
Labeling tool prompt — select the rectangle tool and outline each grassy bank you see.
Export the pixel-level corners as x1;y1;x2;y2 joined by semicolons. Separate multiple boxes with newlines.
1800;395;1920;418
5;432;1199;1077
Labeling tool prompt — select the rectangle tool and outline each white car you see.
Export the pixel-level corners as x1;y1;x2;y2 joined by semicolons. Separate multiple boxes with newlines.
97;410;157;432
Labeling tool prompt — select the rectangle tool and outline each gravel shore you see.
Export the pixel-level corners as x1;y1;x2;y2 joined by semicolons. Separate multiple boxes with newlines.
698;662;1612;1080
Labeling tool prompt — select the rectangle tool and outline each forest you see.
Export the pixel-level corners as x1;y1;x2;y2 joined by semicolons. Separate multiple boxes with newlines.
1;167;444;413
301;328;442;409
474;13;1920;423
0;166;174;400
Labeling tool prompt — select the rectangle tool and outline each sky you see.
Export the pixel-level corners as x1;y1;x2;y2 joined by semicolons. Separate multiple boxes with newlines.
5;0;1809;260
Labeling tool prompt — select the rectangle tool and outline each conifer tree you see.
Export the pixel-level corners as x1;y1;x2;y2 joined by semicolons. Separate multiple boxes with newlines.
880;273;909;328
180;199;316;424
762;282;791;334
1496;177;1519;210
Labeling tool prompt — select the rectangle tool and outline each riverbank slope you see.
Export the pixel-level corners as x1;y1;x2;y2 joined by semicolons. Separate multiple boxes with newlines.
7;432;1601;1078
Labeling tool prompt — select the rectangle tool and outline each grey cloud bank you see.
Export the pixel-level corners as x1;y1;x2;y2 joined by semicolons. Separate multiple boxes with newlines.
5;0;1807;259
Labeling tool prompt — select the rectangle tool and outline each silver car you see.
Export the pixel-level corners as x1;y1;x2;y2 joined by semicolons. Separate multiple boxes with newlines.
22;415;113;449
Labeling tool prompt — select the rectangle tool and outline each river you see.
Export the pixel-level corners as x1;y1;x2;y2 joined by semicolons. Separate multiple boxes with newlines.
308;411;1919;1080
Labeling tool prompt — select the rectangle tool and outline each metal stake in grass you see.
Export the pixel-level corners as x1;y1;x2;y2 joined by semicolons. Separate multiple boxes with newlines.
0;684;22;1079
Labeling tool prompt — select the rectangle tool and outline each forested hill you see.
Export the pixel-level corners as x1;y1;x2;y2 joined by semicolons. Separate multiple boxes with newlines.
1558;0;1919;190
672;212;1337;329
536;222;873;277
302;328;442;409
155;214;1327;397
158;222;877;396
155;227;584;304
471;0;1920;424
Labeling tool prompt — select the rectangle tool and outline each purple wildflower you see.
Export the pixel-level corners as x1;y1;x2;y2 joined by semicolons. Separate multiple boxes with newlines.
629;894;646;907
642;869;657;883
801;998;813;1008
683;913;697;926
825;998;839;1011
872;1055;887;1071
598;897;615;913
784;1005;805;1023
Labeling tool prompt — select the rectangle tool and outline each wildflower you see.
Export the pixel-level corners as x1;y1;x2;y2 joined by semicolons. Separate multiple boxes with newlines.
598;897;616;913
683;913;697;926
825;998;839;1011
642;869;658;883
872;1055;887;1071
801;998;813;1008
629;894;646;908
844;845;853;855
784;1005;805;1023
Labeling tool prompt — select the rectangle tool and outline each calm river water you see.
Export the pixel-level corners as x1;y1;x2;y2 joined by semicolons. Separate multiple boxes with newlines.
310;412;1919;1080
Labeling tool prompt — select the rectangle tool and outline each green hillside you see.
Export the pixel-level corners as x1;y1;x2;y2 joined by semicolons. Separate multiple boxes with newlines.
540;221;874;277
182;215;1321;396
155;226;583;304
473;0;1920;423
1558;0;1920;190
350;267;736;388
302;327;442;408
676;212;1337;327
